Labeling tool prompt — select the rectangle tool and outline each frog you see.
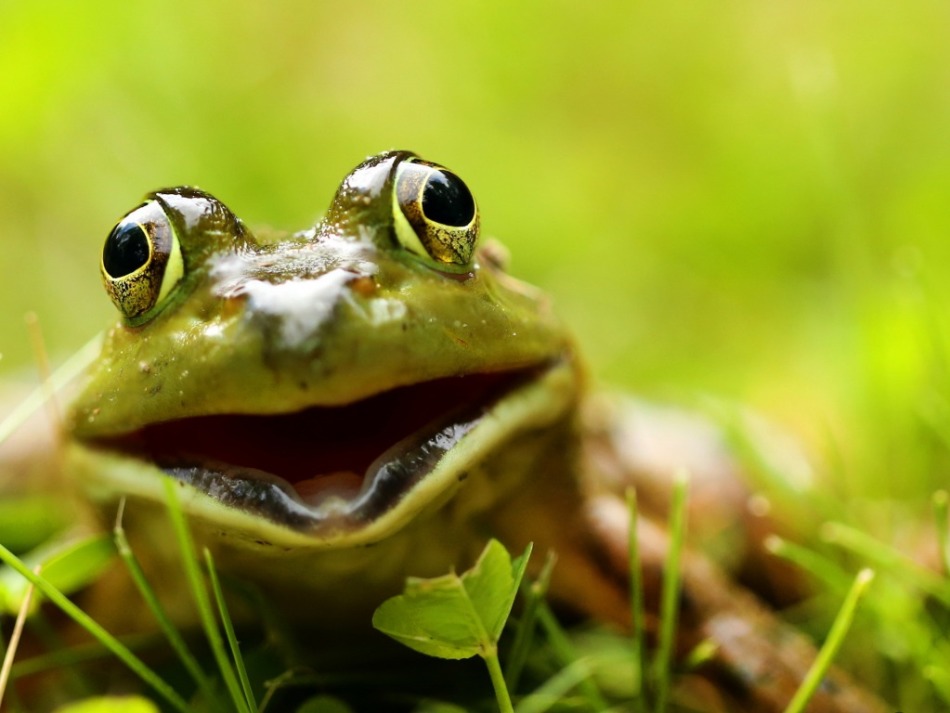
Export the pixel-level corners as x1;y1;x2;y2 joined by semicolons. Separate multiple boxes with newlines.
60;150;886;712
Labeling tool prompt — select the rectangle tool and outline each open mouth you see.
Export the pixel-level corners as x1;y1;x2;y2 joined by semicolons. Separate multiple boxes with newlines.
88;366;547;532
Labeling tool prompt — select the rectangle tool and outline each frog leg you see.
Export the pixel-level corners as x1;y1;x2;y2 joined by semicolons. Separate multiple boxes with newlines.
585;494;888;713
568;396;889;712
580;395;818;605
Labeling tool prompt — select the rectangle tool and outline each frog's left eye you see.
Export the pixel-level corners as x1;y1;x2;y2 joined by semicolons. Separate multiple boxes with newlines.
392;159;479;271
101;201;184;323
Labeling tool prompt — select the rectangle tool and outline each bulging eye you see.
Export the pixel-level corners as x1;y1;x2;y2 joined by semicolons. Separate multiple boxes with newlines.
392;159;479;271
101;201;184;323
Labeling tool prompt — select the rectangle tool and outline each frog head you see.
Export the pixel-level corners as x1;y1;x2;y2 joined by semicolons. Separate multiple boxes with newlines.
67;151;579;549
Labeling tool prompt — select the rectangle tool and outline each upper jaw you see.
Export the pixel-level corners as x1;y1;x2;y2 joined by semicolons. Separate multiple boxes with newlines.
70;360;578;549
68;272;571;440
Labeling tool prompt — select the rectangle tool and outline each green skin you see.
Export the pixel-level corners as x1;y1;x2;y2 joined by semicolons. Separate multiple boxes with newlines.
65;151;883;712
67;151;605;626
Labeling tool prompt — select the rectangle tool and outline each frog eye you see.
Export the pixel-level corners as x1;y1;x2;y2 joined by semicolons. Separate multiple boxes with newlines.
101;201;184;323
392;159;479;271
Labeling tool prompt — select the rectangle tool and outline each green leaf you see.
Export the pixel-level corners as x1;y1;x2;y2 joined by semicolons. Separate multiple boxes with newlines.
52;695;160;712
0;532;115;614
372;539;532;660
464;539;532;642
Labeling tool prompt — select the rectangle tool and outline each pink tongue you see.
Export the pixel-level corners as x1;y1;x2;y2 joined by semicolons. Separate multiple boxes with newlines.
294;471;363;506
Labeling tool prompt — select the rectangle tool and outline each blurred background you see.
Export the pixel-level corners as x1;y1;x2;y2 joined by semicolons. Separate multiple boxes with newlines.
3;0;950;507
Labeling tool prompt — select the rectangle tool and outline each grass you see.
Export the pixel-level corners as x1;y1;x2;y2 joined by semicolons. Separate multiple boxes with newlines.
0;541;191;712
783;569;875;713
625;488;648;713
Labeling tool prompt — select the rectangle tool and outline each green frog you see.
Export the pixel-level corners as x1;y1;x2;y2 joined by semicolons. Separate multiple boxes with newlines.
63;151;885;712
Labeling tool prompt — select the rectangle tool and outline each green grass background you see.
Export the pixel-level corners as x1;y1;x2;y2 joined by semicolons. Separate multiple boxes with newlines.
3;3;950;515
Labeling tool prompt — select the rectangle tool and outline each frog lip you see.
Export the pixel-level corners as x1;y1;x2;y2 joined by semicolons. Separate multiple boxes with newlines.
88;365;548;531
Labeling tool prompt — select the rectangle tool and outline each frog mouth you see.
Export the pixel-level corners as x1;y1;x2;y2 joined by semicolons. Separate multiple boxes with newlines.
85;363;569;538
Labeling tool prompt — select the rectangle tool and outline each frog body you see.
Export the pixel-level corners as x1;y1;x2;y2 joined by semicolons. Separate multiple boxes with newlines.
61;151;886;712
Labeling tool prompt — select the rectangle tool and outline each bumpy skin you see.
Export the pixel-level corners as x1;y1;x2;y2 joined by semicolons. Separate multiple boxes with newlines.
64;151;887;712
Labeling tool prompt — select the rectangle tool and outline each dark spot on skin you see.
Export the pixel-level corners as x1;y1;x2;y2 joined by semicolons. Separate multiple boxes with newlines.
457;472;469;482
147;384;162;396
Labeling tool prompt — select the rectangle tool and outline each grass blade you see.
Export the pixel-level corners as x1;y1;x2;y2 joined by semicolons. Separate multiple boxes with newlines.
505;549;556;691
162;477;251;713
0;567;37;708
535;603;607;711
0;543;189;712
652;471;688;713
25;312;60;430
783;568;875;713
11;633;160;679
205;547;257;712
764;535;854;593
113;500;219;706
0;332;101;447
625;488;647;712
515;656;596;713
822;522;950;605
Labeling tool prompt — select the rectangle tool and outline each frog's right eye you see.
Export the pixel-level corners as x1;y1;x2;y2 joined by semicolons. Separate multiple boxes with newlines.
101;201;184;324
391;159;479;272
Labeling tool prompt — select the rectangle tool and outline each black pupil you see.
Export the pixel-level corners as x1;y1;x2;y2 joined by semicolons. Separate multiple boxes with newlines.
421;170;475;227
103;222;150;277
